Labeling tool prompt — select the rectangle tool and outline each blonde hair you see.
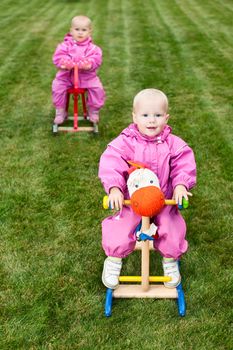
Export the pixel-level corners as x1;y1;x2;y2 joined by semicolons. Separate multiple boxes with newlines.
133;88;168;112
71;15;92;29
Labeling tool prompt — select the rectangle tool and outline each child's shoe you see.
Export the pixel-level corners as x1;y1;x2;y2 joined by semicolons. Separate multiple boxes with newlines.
162;258;181;288
89;109;99;123
54;109;66;125
102;257;122;289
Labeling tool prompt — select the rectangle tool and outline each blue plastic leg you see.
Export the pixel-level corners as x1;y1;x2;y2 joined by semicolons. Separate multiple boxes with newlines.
176;283;186;317
105;288;113;317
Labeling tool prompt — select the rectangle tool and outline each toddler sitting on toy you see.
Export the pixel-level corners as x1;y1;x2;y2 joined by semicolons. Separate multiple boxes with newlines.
99;88;196;289
52;15;105;128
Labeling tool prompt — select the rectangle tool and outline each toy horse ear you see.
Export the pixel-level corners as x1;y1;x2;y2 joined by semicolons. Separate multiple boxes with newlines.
127;160;149;168
127;160;150;174
128;166;137;175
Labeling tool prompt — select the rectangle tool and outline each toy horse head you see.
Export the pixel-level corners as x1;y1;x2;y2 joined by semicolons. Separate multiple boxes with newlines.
127;161;165;217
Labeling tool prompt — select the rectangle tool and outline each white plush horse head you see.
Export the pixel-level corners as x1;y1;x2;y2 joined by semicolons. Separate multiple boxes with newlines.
126;161;164;217
127;167;160;197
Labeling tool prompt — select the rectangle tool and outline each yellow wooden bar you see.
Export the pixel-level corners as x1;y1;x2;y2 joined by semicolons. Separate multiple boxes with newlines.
165;199;176;205
119;276;171;282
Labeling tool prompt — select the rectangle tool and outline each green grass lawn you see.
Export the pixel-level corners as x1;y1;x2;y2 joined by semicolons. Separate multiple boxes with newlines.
0;0;232;349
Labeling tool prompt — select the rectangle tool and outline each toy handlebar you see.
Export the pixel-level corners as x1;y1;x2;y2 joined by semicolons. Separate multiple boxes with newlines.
103;195;189;211
74;64;79;89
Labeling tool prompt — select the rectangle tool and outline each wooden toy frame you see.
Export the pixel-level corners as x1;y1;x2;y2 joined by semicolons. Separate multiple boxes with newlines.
103;201;186;317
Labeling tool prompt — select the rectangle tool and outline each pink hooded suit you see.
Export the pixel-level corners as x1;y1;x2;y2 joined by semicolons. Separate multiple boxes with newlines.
98;124;197;260
52;34;105;113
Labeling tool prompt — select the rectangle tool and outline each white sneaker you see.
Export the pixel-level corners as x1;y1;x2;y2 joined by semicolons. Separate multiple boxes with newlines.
93;123;99;134
102;257;122;289
162;258;181;288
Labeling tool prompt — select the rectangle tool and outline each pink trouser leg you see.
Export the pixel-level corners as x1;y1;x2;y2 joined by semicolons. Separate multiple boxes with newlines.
52;78;73;109
102;206;141;258
87;87;106;112
154;205;188;260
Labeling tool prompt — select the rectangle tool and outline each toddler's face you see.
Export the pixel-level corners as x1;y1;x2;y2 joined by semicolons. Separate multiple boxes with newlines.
70;20;92;42
133;97;169;137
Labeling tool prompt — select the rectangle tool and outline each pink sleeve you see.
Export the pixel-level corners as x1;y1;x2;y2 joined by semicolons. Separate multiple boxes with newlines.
98;135;133;194
85;45;103;70
169;137;197;190
52;43;71;68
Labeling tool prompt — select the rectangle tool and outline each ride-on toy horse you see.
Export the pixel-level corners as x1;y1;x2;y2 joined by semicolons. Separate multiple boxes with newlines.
102;161;189;317
52;63;97;134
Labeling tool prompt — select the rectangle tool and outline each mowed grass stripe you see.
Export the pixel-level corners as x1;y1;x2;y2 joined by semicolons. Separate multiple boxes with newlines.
0;0;54;30
188;0;233;45
0;1;37;29
174;0;233;63
0;1;57;68
184;0;233;61
0;3;82;235
161;2;232;149
194;0;233;23
146;0;202;124
153;1;232;120
160;0;233;150
99;0;132;133
168;0;233;87
102;0;126;88
0;2;60;84
121;0;139;101
119;0;169;93
209;0;233;15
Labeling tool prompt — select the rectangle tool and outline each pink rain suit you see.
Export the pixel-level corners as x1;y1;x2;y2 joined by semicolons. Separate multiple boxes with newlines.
99;124;197;260
52;34;105;112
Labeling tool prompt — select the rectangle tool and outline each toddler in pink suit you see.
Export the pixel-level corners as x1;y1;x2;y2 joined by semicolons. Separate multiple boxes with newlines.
52;15;105;126
98;89;196;289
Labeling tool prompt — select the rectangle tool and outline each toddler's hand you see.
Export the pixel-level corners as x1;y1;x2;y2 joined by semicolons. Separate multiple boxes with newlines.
59;58;74;70
173;184;192;206
78;59;92;70
108;187;124;211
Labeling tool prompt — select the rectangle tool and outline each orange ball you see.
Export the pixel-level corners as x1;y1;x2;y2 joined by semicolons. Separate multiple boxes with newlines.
131;186;165;217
